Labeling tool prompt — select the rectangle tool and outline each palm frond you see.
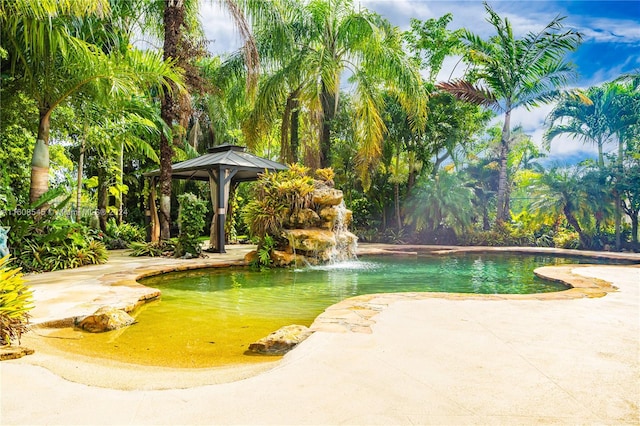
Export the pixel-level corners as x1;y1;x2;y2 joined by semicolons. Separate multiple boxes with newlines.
436;80;499;110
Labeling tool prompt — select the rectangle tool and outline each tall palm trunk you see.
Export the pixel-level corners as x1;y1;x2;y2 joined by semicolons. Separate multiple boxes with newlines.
158;1;185;240
116;141;124;225
97;163;109;233
280;90;300;164
496;109;511;223
320;84;336;168
76;120;87;222
29;109;52;204
615;136;623;250
290;98;300;164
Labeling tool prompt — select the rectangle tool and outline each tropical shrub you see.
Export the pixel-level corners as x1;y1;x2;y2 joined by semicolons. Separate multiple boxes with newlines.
0;256;33;345
104;219;146;249
175;193;207;258
5;215;109;272
404;172;476;237
252;234;276;268
460;222;534;247
553;230;580;249
129;240;176;257
242;165;314;247
315;168;335;186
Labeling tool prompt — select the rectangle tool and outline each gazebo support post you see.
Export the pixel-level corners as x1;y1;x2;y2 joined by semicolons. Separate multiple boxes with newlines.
209;167;237;253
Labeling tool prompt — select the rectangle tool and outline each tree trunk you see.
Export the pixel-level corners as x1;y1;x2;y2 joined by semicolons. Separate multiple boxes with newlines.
158;1;186;240
290;97;300;164
320;84;336;168
97;164;109;233
394;182;401;230
29;109;52;205
597;136;604;168
431;151;450;177
279;90;300;164
116;141;124;225
76;128;86;222
280;95;293;164
495;109;511;223
615;136;623;251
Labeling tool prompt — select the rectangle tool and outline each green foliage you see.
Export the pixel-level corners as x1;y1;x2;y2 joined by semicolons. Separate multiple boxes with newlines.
461;222;534;247
242;165;315;245
315;168;335;186
175;193;207;258
553;230;581;249
383;228;407;244
104;219;146;249
2;190;108;272
0;256;33;345
404;171;476;236
129;240;176;257
255;234;276;268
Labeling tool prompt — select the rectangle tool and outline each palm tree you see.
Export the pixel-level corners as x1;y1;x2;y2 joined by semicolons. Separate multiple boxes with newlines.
528;166;593;249
153;0;263;240
437;2;582;223
545;85;617;168
0;0;181;205
242;0;425;184
404;170;476;237
607;81;640;249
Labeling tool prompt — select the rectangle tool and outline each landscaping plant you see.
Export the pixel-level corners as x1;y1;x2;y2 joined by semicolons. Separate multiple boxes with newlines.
0;256;33;345
175;193;207;258
3;190;109;272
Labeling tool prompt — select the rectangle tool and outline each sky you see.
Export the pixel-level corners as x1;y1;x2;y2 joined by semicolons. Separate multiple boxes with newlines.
198;0;640;164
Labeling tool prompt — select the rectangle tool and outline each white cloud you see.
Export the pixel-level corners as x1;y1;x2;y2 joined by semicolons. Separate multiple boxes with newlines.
510;103;602;160
200;3;243;55
360;0;434;26
577;17;640;43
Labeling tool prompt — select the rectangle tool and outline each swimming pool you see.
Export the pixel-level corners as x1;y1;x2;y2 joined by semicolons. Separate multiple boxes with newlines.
46;254;603;367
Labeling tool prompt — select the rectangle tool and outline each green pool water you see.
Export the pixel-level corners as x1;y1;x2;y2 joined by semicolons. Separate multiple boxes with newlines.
47;254;600;368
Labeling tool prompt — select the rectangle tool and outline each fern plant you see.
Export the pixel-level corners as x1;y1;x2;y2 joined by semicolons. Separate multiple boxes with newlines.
0;255;33;345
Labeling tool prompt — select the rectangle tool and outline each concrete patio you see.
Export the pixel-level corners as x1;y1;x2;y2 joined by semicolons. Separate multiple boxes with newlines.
1;245;638;424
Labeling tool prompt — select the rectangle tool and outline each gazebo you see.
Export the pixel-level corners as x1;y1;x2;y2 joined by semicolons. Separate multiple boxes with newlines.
144;144;287;253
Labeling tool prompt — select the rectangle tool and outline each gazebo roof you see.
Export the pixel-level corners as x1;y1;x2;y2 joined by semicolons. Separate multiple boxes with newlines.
144;144;287;182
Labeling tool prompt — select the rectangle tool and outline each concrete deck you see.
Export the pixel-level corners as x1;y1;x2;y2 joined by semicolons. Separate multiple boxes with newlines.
1;245;639;424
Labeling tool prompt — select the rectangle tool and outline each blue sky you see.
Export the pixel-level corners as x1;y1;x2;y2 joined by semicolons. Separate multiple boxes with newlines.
199;0;640;163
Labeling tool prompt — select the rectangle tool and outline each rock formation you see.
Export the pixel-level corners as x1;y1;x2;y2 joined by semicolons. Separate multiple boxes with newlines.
276;181;357;266
76;306;135;333
248;324;313;355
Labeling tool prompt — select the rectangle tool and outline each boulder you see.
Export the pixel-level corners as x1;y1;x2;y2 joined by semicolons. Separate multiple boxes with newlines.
271;250;307;267
289;208;320;228
312;187;343;207
77;306;135;333
319;206;354;229
244;250;258;263
283;229;336;253
0;345;34;361
248;324;313;355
